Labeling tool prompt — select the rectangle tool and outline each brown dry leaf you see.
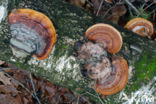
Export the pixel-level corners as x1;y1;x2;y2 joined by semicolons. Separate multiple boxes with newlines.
91;0;113;10
0;60;5;65
74;0;86;7
107;5;127;24
0;85;18;94
105;0;113;4
0;94;22;104
0;72;11;85
0;68;90;104
91;0;101;10
64;0;86;7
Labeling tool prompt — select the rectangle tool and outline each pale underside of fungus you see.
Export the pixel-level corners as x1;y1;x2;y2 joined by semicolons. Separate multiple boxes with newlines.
8;9;57;60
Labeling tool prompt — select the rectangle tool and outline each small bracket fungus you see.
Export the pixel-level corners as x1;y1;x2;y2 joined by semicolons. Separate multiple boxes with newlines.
8;9;57;60
85;23;122;53
125;18;154;38
95;56;129;95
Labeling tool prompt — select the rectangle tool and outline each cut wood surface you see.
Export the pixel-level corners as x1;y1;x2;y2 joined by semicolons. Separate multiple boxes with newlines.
0;0;156;103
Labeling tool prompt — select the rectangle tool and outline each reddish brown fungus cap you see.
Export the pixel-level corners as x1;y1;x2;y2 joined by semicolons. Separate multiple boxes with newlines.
85;23;122;53
125;18;154;37
8;9;57;60
95;56;128;95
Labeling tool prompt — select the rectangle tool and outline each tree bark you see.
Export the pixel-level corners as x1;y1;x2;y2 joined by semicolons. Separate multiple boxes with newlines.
0;0;156;103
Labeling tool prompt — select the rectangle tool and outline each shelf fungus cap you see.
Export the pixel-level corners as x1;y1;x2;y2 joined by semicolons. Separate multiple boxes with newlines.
95;56;128;95
8;9;57;60
85;23;122;53
125;18;154;37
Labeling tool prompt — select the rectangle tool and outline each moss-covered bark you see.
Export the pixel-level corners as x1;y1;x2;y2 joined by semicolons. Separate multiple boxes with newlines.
0;0;156;103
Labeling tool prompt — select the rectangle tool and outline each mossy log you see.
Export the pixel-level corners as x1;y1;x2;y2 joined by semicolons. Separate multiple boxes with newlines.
0;0;156;103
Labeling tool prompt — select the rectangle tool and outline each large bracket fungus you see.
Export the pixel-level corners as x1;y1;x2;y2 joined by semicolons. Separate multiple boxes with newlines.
8;9;57;60
77;23;129;96
125;17;154;38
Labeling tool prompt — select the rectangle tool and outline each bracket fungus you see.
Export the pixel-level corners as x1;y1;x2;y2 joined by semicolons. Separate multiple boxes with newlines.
85;23;122;54
125;18;154;38
76;24;129;96
95;56;129;95
8;9;57;60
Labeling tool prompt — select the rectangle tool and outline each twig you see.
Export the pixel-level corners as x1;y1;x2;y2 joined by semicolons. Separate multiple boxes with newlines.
103;0;123;18
103;5;115;18
80;96;92;104
143;1;155;11
81;91;99;99
141;2;146;9
96;92;104;104
85;0;93;7
128;5;133;16
96;0;104;16
125;0;140;15
149;7;156;15
76;96;80;104
87;82;105;104
92;83;104;104
30;73;41;104
82;90;105;104
152;12;155;22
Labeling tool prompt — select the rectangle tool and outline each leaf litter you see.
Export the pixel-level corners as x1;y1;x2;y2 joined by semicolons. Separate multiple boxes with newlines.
0;61;93;104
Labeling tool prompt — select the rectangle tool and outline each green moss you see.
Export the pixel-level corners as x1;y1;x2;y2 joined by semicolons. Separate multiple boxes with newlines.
101;51;156;103
126;51;156;93
129;7;150;20
53;44;66;59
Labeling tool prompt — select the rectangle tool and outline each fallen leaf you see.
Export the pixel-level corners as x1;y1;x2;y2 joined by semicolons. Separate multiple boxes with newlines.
0;68;91;104
0;85;18;94
0;72;11;85
105;0;113;4
0;60;5;65
107;5;127;24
